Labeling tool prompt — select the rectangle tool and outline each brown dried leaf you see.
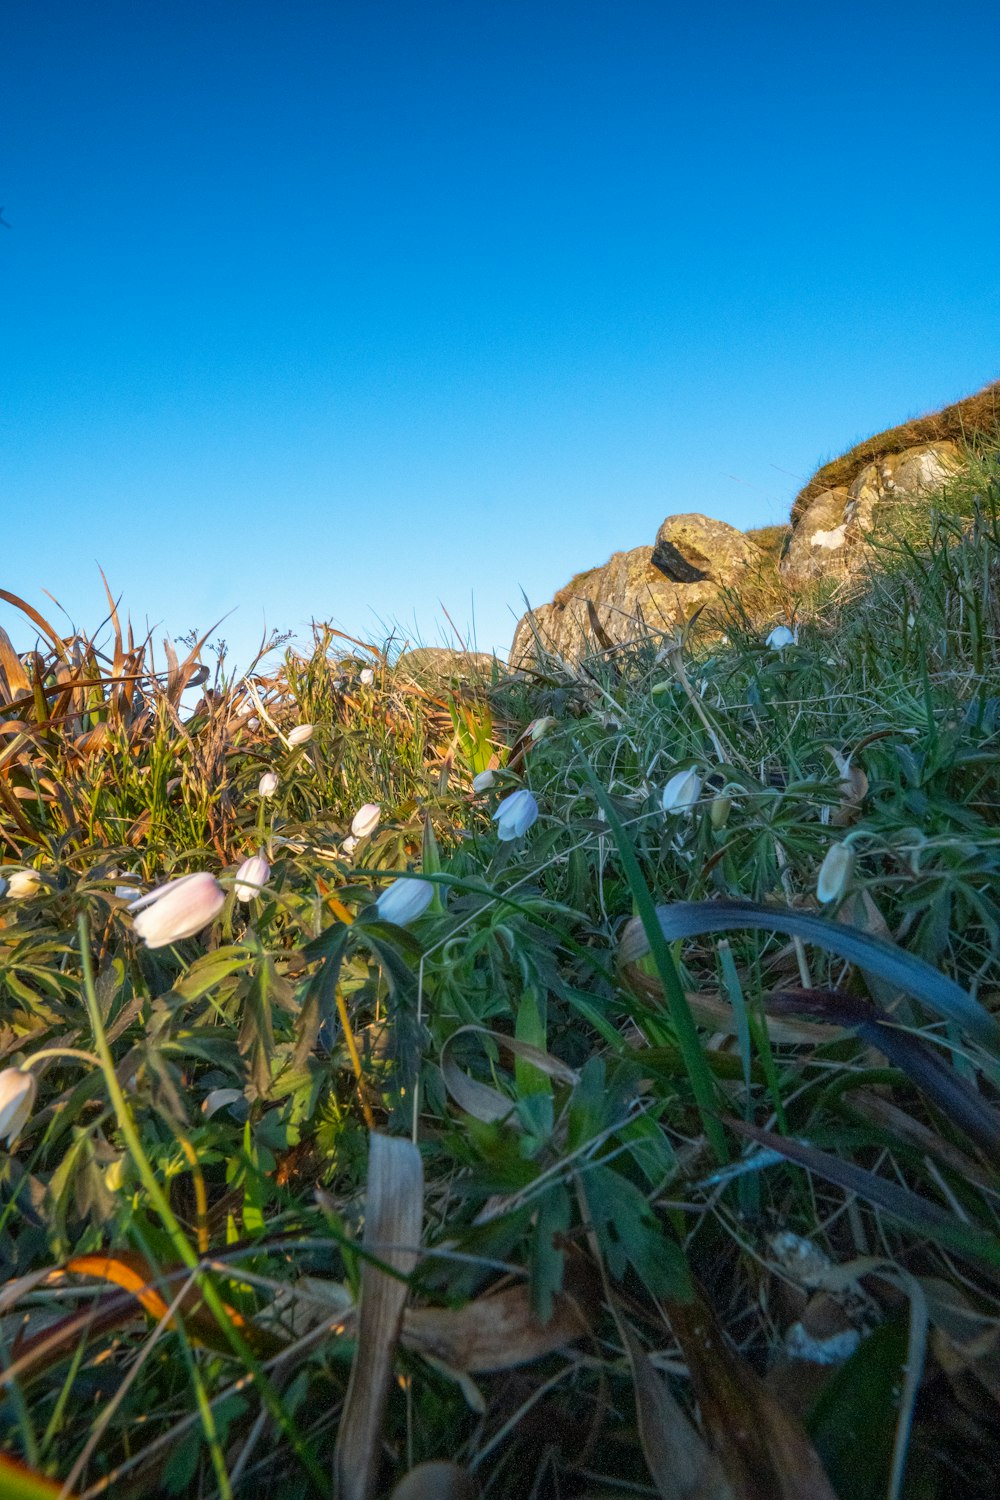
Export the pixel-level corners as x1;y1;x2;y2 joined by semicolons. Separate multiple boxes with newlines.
620;1321;733;1500
667;1291;838;1500
334;1133;424;1500
0;626;31;700
403;1280;589;1373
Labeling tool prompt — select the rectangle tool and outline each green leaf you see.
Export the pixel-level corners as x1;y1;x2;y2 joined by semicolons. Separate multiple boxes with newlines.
581;1163;692;1301
621;899;1000;1050
807;1310;910;1500
529;1184;570;1323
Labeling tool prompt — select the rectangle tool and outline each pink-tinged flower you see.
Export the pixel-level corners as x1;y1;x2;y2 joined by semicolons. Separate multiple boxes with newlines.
374;877;434;926
492;789;539;841
351;803;381;839
661;768;702;814
129;872;226;949
288;723;314;746
472;769;495;793
0;1067;37;1145
258;771;279;798
234;853;271;902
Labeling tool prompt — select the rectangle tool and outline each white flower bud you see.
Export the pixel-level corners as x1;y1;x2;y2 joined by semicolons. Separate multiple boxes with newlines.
351;803;381;838
527;716;557;742
492;789;539;841
766;625;796;650
374;877;434;926
234;853;270;902
129;872;226;948
6;869;43;899
258;771;279;798
816;843;855;905
287;723;314;746
472;769;495;793
0;1067;37;1145
359;668;375;685
661;768;702;814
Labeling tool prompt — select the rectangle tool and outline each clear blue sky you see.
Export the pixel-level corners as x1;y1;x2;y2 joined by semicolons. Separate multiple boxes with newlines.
3;1;999;671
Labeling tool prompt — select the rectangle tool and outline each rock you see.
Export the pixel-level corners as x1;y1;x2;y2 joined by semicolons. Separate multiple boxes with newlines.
510;515;763;667
790;377;999;525
396;647;496;686
781;440;964;586
652;513;762;584
780;487;851;585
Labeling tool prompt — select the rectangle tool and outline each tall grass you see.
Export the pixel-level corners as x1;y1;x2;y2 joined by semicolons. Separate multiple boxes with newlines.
2;455;1000;1498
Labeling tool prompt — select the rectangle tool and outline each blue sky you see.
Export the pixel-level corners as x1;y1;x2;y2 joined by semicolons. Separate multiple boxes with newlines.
3;1;999;671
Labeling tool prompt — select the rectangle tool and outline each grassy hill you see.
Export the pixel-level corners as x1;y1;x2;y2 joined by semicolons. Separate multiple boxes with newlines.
1;452;1000;1498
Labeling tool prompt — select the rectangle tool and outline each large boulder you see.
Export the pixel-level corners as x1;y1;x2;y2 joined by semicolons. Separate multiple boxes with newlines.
781;440;964;586
510;514;762;667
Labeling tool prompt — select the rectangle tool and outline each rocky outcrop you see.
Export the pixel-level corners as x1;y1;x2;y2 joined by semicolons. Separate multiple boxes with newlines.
510;515;762;667
396;647;496;685
790;378;999;525
781;440;964;586
509;380;994;666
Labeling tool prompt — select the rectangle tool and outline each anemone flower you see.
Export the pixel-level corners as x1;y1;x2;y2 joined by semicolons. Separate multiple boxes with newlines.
234;853;271;902
129;872;226;949
351;803;381;839
493;789;539;841
661;768;702;814
0;1067;37;1145
374;877;434;926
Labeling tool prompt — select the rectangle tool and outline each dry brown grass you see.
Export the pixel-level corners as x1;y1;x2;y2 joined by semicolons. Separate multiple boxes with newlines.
791;376;1000;523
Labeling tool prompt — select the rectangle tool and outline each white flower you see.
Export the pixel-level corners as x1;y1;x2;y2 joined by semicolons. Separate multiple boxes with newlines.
374;877;434;926
766;625;796;650
661;768;702;814
258;771;279;798
234;853;270;902
493;789;539;841
359;668;375;686
287;723;314;746
7;869;42;899
0;1067;37;1145
472;769;495;793
351;803;381;839
129;872;226;949
247;716;260;730
342;835;359;856
527;716;557;742
816;843;855;904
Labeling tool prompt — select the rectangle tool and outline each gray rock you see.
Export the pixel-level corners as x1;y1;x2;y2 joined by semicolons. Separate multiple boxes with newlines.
510;515;762;667
781;440;964;586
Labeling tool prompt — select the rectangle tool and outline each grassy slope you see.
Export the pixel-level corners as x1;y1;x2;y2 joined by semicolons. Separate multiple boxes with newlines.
791;377;1000;523
1;463;1000;1497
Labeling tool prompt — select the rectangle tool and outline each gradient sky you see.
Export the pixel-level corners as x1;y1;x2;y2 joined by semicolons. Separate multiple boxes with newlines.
3;1;999;672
